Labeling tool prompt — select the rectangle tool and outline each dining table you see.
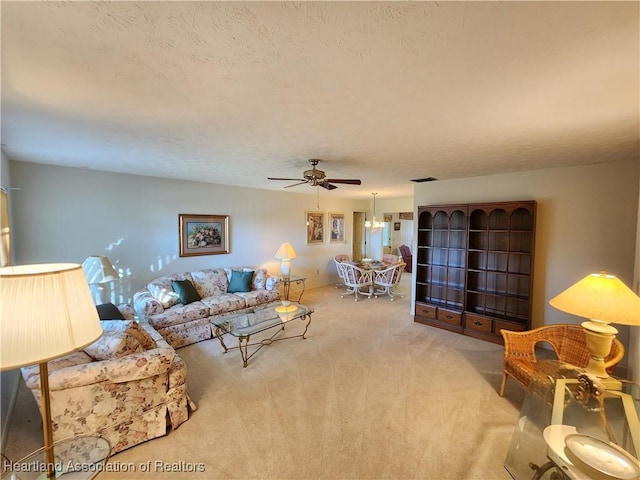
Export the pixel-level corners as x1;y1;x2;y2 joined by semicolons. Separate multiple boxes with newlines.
355;260;391;271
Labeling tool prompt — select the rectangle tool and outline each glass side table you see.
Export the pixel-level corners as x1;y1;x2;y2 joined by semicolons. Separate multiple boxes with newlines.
2;435;110;480
504;365;639;480
277;275;306;303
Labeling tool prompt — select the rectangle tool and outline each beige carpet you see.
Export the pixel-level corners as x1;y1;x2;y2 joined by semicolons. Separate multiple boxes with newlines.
3;277;526;479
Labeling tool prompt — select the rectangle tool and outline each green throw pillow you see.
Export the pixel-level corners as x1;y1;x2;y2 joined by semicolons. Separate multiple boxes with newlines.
228;270;253;293
172;279;201;304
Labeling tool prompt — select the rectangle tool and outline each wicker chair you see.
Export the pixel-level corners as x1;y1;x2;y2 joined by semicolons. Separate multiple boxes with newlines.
499;324;624;397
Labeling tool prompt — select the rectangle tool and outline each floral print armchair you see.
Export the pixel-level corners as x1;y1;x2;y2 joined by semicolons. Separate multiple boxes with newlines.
20;305;196;455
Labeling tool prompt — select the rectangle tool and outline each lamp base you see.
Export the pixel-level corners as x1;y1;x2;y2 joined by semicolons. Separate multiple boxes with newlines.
280;259;291;277
582;320;617;379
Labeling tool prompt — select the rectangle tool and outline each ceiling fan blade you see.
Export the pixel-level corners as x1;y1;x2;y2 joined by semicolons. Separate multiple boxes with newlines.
319;181;338;190
325;179;362;185
284;181;309;188
268;177;305;181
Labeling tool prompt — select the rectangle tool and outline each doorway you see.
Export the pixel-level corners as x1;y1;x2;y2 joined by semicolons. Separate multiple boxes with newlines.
352;212;365;261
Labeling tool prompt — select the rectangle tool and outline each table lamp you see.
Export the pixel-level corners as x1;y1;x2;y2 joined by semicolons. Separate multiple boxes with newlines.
274;243;297;277
82;255;119;304
549;271;640;378
0;263;104;478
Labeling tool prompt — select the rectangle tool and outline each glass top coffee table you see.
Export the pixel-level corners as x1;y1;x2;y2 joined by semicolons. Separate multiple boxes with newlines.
212;304;314;367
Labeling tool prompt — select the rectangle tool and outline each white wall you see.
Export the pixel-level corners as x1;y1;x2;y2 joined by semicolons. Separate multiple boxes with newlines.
9;161;369;303
0;151;20;448
365;196;413;260
413;159;639;370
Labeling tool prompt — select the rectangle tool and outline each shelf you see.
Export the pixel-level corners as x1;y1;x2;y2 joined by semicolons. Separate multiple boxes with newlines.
416;200;535;345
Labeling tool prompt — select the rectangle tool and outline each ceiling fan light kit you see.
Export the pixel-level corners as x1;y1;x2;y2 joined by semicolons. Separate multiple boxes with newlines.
268;159;362;191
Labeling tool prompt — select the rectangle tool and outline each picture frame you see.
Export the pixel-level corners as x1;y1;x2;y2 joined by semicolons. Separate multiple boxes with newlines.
394;222;401;231
179;214;229;257
306;211;325;244
329;212;345;243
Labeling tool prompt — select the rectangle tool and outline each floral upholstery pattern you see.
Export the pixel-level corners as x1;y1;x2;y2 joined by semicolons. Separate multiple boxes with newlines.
190;268;228;297
83;329;144;360
21;306;196;455
134;267;281;348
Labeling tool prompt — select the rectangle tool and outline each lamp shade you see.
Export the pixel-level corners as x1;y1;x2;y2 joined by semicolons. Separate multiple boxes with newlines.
82;255;119;284
0;263;103;370
549;271;640;327
274;243;297;260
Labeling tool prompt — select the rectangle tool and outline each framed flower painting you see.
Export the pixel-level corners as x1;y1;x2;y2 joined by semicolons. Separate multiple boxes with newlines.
179;214;229;256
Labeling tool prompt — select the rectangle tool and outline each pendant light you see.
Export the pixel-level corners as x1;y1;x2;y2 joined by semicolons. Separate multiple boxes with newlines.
365;193;384;230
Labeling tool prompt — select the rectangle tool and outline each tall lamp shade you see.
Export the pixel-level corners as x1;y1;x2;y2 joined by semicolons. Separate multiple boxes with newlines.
82;255;119;284
82;255;119;304
549;271;640;378
274;243;297;277
0;263;104;477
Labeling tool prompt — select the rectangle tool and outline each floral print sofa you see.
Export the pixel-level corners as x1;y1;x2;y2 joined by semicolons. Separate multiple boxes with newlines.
133;267;281;348
20;304;196;455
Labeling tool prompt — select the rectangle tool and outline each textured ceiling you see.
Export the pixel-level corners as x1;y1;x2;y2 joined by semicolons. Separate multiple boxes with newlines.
1;1;638;199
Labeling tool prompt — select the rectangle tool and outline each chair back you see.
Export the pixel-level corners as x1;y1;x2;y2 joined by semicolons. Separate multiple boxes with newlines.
382;253;399;265
340;262;373;287
374;262;405;287
334;255;350;280
398;245;412;273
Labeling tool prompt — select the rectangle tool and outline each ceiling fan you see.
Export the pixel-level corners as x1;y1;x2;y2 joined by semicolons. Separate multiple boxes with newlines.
268;159;362;190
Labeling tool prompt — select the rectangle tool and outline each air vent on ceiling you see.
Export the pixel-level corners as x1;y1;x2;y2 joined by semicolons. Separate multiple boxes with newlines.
411;177;438;183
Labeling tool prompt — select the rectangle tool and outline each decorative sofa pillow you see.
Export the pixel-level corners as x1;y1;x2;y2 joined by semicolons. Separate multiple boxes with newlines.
190;268;228;298
84;331;144;361
96;302;126;320
251;269;267;290
228;270;254;293
172;279;201;304
224;268;267;290
99;320;158;350
147;273;192;309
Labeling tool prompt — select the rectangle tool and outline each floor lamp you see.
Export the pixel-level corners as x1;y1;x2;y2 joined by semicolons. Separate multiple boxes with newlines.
0;263;104;478
82;255;119;304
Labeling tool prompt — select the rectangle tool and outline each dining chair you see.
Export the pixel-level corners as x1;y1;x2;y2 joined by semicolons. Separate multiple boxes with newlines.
334;254;350;288
339;262;374;301
373;262;406;300
382;253;399;265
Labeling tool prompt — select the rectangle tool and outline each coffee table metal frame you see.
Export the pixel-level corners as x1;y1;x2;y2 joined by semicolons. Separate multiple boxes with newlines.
212;304;313;367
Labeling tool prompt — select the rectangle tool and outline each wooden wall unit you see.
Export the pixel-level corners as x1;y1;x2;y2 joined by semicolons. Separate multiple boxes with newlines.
414;201;536;344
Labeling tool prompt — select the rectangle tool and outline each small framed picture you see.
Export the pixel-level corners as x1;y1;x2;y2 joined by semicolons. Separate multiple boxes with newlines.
179;214;230;256
394;222;401;231
306;211;325;244
329;212;345;243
